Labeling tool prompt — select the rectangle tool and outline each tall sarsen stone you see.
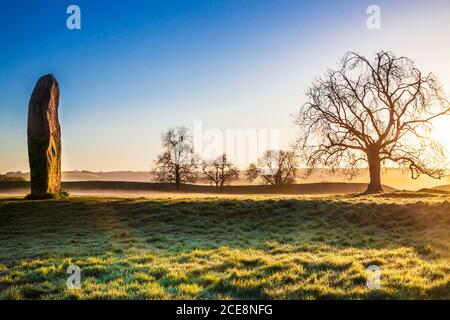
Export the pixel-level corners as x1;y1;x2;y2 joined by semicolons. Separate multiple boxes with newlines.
27;74;61;198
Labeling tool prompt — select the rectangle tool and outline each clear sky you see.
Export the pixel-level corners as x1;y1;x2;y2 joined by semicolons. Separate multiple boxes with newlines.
1;0;449;172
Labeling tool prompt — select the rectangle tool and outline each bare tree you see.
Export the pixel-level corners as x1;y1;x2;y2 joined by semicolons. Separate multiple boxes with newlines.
153;127;197;190
296;51;450;193
202;153;239;192
246;150;297;186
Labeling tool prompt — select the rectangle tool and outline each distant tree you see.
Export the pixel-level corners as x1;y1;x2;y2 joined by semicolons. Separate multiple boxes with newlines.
0;174;25;181
296;51;450;193
246;150;297;186
153;127;198;190
202;153;239;192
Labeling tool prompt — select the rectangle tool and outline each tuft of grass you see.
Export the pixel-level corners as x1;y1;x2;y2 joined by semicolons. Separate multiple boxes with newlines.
24;189;70;200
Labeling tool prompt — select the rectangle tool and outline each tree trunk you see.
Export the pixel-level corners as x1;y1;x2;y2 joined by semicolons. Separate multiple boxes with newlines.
175;164;181;191
365;146;383;194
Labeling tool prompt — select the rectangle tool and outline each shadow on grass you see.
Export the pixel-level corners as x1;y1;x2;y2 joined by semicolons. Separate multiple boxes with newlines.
1;194;449;258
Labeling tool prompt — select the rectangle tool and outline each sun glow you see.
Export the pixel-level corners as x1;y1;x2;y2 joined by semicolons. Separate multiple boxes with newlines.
431;117;450;167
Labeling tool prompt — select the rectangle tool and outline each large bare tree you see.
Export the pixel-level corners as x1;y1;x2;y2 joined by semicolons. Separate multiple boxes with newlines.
296;51;449;193
202;153;239;192
246;150;297;186
153;127;198;190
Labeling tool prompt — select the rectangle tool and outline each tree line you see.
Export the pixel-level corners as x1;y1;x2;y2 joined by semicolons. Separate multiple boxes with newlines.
153;51;450;193
152;126;298;191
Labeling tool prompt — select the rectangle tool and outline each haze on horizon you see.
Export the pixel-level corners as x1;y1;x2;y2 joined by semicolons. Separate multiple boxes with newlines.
1;0;450;173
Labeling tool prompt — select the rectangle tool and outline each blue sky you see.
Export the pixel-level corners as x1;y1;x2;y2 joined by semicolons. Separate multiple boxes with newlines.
1;0;450;172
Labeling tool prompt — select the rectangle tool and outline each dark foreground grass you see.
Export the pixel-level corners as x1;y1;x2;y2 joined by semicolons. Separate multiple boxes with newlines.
0;192;449;299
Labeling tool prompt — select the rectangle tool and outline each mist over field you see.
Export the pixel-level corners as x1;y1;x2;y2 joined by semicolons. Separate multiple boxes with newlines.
2;168;449;189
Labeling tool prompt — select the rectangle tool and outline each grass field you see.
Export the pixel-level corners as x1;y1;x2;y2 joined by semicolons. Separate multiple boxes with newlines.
0;192;449;299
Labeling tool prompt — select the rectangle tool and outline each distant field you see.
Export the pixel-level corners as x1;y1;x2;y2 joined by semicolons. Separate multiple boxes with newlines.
0;192;449;299
0;181;396;197
3;168;448;190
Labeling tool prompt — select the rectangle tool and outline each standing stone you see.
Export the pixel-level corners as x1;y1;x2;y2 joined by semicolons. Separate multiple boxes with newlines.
27;74;61;198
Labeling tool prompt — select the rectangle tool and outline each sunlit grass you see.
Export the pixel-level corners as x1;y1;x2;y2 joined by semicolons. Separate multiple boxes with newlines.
0;192;449;299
